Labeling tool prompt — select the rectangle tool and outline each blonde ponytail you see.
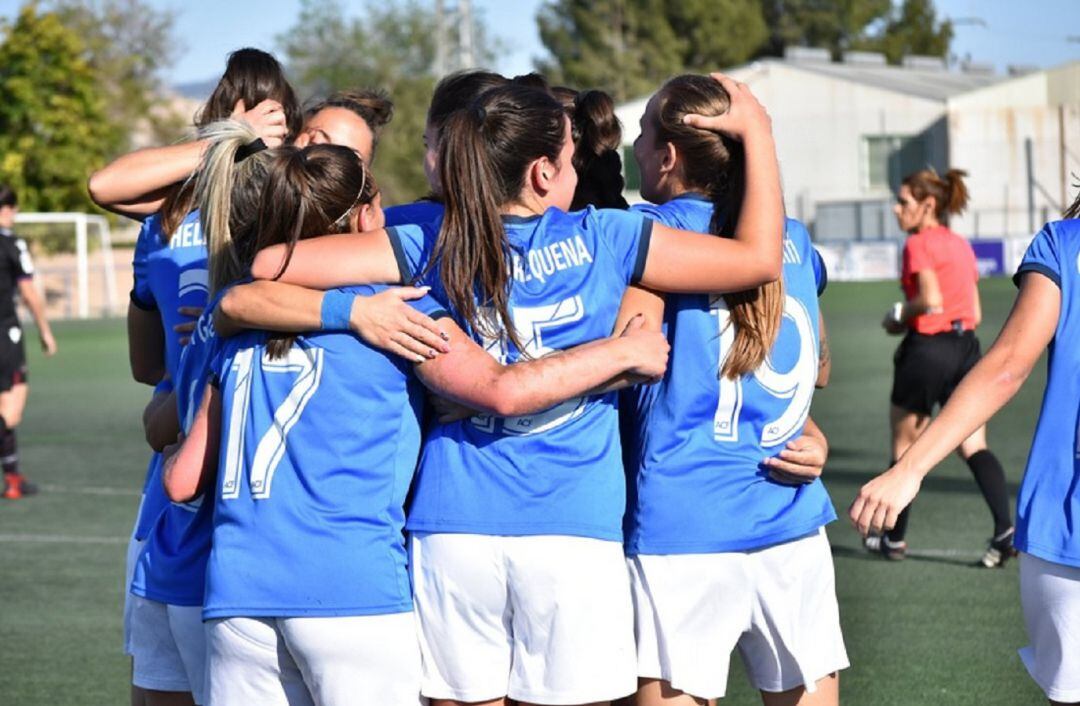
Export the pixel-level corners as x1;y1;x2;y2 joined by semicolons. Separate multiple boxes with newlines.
192;119;276;295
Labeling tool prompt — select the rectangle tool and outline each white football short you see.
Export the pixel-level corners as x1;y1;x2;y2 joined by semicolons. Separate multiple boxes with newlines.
129;595;207;703
629;527;849;699
206;612;424;706
1019;552;1080;703
410;532;637;705
122;531;145;656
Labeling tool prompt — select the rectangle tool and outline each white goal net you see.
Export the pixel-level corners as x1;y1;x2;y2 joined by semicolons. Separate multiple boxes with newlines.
14;212;120;319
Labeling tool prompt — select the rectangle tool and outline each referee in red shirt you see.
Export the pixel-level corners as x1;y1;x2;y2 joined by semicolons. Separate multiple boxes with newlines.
871;168;1014;567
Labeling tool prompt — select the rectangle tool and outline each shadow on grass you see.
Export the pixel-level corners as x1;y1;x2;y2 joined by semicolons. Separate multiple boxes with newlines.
823;448;1021;496
832;543;987;568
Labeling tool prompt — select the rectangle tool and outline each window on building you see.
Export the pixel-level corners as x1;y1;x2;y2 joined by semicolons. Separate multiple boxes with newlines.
622;145;641;192
864;135;929;192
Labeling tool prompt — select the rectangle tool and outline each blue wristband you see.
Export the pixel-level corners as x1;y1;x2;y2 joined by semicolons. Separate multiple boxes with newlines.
320;289;356;331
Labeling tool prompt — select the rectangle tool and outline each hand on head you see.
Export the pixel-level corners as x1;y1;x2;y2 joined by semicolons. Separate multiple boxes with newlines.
681;73;772;142
232;99;289;148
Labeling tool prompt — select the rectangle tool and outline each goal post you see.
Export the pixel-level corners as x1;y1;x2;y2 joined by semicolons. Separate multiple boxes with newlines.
14;212;119;319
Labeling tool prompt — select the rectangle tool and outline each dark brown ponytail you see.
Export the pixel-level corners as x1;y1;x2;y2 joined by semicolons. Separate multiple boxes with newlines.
161;48;301;241
254;144;371;358
652;74;783;379
434;84;567;355
567;89;628;210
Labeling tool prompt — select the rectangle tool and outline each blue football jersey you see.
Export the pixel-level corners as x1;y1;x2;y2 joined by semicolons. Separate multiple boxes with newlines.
133;377;174;542
131;209;209;380
383;199;444;228
132;288;229;606
625;194;835;554
202;285;447;619
399;206;653;540
130;210;208;544
1013;220;1080;567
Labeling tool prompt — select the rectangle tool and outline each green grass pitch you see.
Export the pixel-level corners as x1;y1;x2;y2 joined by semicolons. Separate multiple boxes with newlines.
0;278;1049;704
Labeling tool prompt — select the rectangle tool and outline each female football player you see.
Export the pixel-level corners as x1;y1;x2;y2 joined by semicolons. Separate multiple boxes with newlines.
239;73;783;705
618;74;843;706
162;138;671;706
117;48;300;706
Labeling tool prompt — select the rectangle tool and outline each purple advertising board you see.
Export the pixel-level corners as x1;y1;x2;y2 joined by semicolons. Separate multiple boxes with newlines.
971;240;1006;277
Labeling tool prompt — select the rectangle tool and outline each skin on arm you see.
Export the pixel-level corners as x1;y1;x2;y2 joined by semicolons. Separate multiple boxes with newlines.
215;281;450;358
128;302;166;385
163;382;221;503
884;269;942;334
614;285;666;334
144;390;180;452
850;272;1060;536
414;314;668;417
250;229;406;289
16;278;55;355
88;99;288;218
764;415;829;485
816;314;831;388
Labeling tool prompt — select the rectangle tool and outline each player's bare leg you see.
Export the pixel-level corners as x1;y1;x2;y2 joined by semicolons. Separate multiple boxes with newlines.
759;672;838;706
632;678;713;705
433;698;507;706
890;404;930;461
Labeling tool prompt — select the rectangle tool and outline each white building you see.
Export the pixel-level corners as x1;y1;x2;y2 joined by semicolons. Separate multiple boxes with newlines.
615;50;1080;243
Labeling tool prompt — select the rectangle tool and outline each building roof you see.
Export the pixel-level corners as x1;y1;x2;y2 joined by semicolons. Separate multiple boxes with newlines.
760;57;1005;102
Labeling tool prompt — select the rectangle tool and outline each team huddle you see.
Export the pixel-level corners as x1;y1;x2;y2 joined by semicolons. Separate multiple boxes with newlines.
86;46;1080;706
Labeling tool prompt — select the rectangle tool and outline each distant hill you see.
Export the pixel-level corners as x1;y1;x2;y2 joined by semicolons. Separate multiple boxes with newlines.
173;79;216;102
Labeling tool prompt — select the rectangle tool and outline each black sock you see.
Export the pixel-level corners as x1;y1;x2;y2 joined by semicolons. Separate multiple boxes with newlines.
886;505;911;544
966;449;1012;536
1;428;18;477
882;458;910;543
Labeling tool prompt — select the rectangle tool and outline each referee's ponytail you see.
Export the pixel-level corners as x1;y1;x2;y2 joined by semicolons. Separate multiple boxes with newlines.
903;168;969;222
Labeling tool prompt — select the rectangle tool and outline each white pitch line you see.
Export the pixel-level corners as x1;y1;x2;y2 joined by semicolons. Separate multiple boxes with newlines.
0;533;127;545
39;484;141;497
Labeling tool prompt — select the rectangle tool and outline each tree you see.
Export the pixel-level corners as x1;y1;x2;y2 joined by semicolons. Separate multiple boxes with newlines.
279;0;497;204
759;0;952;64
0;4;116;212
757;0;891;60
48;0;184;147
858;0;953;64
536;0;766;103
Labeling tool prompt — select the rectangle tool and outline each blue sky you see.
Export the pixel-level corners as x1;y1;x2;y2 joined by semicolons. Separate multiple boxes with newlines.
4;0;1078;84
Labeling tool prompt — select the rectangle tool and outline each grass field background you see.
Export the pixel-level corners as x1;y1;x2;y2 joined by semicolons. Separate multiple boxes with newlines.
0;278;1049;705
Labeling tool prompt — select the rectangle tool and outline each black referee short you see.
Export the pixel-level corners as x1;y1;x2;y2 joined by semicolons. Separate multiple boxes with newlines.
890;328;980;416
0;324;28;393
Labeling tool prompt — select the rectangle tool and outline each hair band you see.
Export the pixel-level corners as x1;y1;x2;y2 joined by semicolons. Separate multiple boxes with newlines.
234;138;268;163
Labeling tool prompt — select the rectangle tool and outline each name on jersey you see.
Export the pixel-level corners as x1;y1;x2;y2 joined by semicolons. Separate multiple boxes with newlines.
511;235;594;284
169;221;205;249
